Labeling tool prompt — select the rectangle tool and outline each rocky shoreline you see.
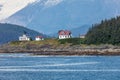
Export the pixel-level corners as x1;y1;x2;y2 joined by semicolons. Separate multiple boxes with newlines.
0;41;120;56
1;50;120;56
0;44;120;56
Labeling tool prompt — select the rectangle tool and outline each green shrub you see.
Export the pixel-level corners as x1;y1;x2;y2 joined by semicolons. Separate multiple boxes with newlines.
10;41;21;45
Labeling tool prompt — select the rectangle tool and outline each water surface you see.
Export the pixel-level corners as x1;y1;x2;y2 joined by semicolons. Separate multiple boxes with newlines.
0;53;120;80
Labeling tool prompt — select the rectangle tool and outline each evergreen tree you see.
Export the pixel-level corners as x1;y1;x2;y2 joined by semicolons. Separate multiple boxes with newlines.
86;16;120;45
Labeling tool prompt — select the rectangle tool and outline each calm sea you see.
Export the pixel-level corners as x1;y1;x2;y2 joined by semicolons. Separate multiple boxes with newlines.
0;53;120;80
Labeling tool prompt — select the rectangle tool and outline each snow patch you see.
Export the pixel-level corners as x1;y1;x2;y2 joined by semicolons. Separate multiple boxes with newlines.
0;0;37;20
44;0;63;8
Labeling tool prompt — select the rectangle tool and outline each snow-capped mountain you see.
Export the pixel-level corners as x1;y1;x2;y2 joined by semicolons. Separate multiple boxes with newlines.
1;0;120;34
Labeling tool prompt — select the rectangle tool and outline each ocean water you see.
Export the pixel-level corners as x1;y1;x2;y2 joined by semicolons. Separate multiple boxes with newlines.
0;54;120;80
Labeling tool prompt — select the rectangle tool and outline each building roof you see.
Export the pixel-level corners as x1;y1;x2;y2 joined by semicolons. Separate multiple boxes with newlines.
58;30;71;35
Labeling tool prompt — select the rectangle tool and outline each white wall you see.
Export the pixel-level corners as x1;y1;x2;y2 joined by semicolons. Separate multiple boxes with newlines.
19;34;30;41
59;35;71;39
35;38;44;41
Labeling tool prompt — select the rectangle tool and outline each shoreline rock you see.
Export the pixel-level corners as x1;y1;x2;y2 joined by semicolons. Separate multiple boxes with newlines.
0;42;120;56
0;48;120;56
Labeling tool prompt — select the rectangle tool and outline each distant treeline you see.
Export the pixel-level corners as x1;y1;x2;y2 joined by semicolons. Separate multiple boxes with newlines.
85;16;120;45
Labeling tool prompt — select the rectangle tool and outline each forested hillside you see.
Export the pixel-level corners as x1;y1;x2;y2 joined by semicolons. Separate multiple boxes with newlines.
86;16;120;45
0;23;46;44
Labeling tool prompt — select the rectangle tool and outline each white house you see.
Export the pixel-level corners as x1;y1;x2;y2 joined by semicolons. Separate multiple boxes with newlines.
80;35;85;38
19;34;30;41
35;36;44;41
58;30;72;39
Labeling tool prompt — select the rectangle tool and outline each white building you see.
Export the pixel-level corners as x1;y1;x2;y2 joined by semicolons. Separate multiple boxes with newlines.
35;36;44;41
80;35;85;38
19;34;30;41
58;30;72;39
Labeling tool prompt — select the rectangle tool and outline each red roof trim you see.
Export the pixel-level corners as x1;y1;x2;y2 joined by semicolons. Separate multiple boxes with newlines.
58;30;71;35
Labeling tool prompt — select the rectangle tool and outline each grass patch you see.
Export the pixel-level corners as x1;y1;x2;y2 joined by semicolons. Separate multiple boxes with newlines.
58;38;85;45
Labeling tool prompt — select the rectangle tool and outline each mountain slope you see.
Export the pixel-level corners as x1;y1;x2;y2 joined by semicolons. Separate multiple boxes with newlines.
2;0;120;34
0;23;46;44
71;25;90;37
49;25;90;38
